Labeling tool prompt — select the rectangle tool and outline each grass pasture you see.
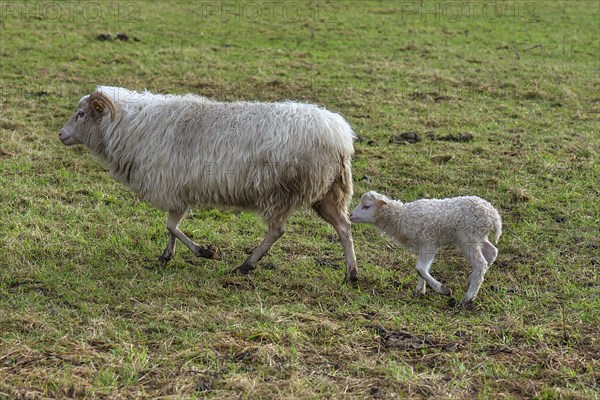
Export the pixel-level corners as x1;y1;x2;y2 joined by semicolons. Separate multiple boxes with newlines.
1;1;599;398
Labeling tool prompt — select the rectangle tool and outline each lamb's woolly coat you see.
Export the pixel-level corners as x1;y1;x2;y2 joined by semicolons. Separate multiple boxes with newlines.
350;191;502;305
81;86;354;222
372;196;502;252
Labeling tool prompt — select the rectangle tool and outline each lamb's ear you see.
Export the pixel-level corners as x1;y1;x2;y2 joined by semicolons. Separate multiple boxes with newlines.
378;199;388;207
88;92;116;122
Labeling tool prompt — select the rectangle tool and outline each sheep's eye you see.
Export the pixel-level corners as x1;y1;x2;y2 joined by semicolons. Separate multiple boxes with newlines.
362;205;370;210
76;111;85;120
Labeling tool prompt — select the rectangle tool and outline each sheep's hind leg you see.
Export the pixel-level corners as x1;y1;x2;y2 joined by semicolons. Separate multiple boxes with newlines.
415;248;452;296
233;224;285;274
164;209;221;261
313;196;358;284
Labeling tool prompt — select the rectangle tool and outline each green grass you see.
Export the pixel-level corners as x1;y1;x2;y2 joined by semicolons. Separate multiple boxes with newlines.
1;1;598;398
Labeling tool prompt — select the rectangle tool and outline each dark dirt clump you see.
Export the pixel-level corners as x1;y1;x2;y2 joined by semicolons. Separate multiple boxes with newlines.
390;132;422;145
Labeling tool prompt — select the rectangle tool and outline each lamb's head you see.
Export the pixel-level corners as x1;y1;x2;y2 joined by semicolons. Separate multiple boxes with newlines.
349;190;390;224
59;91;115;151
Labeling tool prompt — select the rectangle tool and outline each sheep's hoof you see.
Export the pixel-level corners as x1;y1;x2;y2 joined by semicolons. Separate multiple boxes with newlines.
447;298;458;307
233;262;255;275
415;290;426;298
158;252;172;263
343;270;359;284
458;298;475;308
195;244;222;260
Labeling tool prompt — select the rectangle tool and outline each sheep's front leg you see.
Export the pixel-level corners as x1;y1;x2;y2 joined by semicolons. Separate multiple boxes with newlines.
163;209;221;261
415;248;452;296
158;232;177;262
234;224;285;274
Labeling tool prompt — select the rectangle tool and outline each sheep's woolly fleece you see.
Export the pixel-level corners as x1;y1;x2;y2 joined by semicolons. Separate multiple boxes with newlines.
82;86;356;224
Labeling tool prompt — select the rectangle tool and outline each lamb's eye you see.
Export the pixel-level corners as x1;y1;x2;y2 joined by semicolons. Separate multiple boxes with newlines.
76;111;85;120
362;205;370;210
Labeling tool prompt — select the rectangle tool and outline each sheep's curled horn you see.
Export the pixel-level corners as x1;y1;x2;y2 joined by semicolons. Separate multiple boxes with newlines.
88;91;116;122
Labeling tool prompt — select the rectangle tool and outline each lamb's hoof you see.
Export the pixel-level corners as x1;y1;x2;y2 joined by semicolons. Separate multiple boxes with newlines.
232;262;255;275
447;298;458;307
440;286;453;296
195;244;222;260
415;290;426;298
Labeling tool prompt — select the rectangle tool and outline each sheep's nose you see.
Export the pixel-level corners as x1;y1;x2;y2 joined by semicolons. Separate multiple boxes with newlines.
59;129;70;143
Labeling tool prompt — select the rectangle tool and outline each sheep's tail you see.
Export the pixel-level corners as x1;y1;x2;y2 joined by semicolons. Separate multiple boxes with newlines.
492;208;502;243
338;153;354;211
323;152;353;214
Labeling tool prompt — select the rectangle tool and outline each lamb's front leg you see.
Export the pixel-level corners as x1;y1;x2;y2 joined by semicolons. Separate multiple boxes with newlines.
415;276;427;296
164;209;221;261
415;248;452;296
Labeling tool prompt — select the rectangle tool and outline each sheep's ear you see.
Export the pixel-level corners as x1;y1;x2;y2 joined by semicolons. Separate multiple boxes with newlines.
378;199;388;207
92;99;105;112
88;92;116;122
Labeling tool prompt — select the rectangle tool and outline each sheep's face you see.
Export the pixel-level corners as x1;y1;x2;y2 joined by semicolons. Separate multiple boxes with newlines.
59;92;115;152
59;100;96;146
349;191;388;224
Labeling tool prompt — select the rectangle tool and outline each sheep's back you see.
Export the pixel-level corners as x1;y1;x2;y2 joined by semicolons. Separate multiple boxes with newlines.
105;98;355;212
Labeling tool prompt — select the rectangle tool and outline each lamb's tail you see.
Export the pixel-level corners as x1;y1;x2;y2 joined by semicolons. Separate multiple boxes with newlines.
492;208;502;243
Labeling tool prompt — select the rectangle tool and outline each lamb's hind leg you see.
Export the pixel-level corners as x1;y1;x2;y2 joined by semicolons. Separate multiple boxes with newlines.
164;209;221;261
481;239;498;270
461;244;488;306
313;195;358;283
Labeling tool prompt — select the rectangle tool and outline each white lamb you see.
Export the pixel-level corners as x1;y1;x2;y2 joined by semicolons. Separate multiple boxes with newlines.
349;191;502;306
59;86;358;281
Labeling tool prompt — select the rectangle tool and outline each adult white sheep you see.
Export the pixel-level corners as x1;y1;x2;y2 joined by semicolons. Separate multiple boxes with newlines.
350;191;502;306
59;86;358;281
